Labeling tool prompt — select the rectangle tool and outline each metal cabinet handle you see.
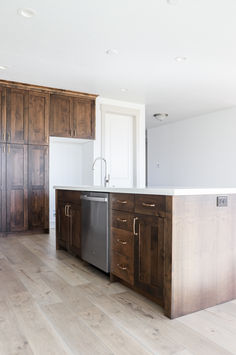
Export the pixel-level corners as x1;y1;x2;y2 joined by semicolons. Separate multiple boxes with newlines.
67;205;71;217
117;200;127;204
2;133;5;141
133;217;139;236
65;205;68;216
3;145;6;153
142;202;156;208
74;129;77;137
117;218;127;223
117;264;127;271
116;239;127;245
7;145;10;153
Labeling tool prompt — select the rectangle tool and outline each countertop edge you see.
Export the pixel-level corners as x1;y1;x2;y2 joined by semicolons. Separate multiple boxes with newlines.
53;186;236;196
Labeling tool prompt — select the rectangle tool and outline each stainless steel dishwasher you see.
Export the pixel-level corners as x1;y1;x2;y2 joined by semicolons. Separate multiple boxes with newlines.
80;192;110;273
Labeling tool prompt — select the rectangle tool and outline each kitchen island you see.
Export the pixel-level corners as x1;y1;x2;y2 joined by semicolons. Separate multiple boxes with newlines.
54;186;236;318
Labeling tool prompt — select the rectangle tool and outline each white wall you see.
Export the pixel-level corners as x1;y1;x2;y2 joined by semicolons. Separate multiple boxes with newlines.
147;107;236;187
94;97;146;187
49;137;94;227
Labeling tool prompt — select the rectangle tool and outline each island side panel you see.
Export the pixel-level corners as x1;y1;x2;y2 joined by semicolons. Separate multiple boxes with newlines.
170;194;236;318
163;195;173;318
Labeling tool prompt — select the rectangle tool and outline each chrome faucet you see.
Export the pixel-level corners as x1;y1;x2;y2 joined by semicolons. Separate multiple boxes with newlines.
92;157;110;187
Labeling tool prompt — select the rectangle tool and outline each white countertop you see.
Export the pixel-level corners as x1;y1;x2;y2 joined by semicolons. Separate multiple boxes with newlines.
54;185;236;196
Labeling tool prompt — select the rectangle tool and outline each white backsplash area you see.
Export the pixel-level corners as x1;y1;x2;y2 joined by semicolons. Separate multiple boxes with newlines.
49;137;94;228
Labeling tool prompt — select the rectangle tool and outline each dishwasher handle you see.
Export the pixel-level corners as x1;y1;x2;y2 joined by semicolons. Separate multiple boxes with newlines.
80;195;108;203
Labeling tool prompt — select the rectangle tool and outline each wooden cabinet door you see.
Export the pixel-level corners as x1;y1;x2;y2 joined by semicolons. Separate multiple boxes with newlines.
28;91;49;145
6;88;28;144
50;94;73;137
6;144;28;232
28;145;49;231
0;143;6;232
134;214;165;302
73;98;95;139
68;203;81;256
0;87;6;143
57;201;70;249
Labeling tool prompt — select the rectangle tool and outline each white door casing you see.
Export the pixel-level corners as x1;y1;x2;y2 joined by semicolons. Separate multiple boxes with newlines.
103;112;134;187
93;98;145;188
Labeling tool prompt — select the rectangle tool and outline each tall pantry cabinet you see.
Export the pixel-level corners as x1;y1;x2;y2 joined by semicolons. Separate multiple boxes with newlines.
0;87;49;233
0;81;97;235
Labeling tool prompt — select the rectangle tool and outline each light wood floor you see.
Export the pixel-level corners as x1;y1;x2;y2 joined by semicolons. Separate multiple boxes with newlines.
0;232;236;355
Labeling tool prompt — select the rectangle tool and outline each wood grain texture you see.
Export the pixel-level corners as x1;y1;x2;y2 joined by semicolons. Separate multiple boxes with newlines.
134;214;165;304
111;193;135;212
73;98;95;139
6;144;28;232
50;94;73;138
0;231;236;354
28;145;49;230
0;87;6;143
28;91;49;145
6;88;28;144
0;143;6;232
171;194;236;318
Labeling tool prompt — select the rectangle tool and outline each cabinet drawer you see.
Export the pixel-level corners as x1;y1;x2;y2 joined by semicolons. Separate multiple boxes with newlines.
135;195;165;216
111;194;134;212
111;252;134;285
57;190;81;204
111;228;133;258
112;210;134;232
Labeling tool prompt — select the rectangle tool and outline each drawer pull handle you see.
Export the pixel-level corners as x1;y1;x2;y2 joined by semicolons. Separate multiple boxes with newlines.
117;264;127;271
117;218;127;223
116;239;127;245
133;217;139;236
117;200;127;204
142;202;156;208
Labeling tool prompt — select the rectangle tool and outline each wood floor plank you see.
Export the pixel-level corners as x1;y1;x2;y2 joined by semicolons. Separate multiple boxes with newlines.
179;309;236;354
14;266;62;305
9;291;71;355
20;238;90;286
0;231;236;355
77;304;152;355
0;300;34;354
41;302;113;355
0;258;27;300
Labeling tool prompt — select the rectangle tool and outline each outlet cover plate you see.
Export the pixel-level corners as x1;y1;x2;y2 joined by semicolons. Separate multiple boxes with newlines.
217;196;228;207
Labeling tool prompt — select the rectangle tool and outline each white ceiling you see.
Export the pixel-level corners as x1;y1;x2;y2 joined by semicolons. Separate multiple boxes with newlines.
1;0;236;128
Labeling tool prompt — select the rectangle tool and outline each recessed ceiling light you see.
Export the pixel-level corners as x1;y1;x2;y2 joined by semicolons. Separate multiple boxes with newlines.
167;0;178;5
0;65;7;70
153;113;168;122
120;88;128;93
17;8;36;18
175;56;187;62
105;48;119;56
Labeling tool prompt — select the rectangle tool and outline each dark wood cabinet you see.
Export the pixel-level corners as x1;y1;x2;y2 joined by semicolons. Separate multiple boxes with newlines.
28;92;49;145
0;80;97;236
28;145;49;231
6;88;28;144
0;87;6;143
57;200;70;249
0;143;6;233
6;144;28;232
50;94;96;139
50;94;73;138
110;193;166;305
56;190;81;256
73;98;95;139
68;202;81;255
134;214;165;303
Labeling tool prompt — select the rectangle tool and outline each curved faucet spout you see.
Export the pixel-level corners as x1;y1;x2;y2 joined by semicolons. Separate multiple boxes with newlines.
92;157;110;187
